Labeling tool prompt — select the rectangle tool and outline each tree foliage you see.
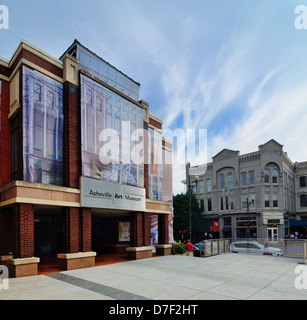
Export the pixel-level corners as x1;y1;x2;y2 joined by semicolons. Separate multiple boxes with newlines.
173;192;203;240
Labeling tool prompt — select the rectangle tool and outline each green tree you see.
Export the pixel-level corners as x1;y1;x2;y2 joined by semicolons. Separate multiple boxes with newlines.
173;192;203;242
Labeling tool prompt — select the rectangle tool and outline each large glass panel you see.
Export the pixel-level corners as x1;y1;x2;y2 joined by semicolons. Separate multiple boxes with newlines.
148;128;163;200
80;74;144;188
22;66;63;186
77;46;140;101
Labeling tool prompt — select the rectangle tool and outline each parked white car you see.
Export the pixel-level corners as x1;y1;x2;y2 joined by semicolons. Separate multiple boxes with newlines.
230;241;283;256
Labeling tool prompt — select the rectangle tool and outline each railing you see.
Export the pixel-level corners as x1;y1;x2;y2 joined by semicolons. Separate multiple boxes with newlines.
195;238;307;262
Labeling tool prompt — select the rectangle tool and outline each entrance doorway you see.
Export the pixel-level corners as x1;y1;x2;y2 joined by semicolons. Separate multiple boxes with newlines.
267;225;278;242
34;215;63;258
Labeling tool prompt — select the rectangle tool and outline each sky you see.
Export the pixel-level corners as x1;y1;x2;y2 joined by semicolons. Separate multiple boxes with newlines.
1;0;307;195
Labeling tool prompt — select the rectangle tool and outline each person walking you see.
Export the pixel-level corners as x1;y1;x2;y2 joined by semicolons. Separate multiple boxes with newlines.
185;240;194;256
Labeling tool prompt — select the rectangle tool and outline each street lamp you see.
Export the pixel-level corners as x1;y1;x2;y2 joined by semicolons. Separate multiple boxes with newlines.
189;174;199;243
246;198;255;239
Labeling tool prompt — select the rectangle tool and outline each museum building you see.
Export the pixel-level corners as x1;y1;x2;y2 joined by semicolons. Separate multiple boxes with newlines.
0;39;173;277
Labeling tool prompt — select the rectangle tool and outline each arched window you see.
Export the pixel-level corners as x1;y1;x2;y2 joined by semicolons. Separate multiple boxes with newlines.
220;174;225;189
272;170;278;184
264;170;270;183
227;173;234;188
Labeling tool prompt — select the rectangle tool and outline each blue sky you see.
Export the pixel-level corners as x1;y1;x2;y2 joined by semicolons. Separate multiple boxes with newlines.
1;0;307;194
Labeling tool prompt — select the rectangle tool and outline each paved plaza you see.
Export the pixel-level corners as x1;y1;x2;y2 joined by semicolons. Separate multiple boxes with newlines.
1;254;307;300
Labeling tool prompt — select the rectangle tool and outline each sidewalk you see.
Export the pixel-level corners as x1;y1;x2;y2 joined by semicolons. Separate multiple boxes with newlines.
0;254;306;300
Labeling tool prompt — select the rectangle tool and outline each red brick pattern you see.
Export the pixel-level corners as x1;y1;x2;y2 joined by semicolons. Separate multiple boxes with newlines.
158;214;170;245
63;82;81;189
143;213;150;247
0;80;11;186
63;208;80;254
130;212;144;247
81;208;92;252
12;204;34;258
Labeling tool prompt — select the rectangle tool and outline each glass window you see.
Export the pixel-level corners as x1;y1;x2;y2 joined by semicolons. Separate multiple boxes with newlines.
199;180;204;193
264;170;270;183
77;46;140;101
300;195;307;207
241;195;248;209
220;174;225;189
207;179;212;192
249;171;255;185
22;66;63;186
273;194;278;207
300;176;307;188
208;198;212;212
230;196;234;210
200;199;204;212
225;196;229;210
272;170;278;184
241;173;247;186
80;74;144;188
220;197;224;211
227;173;234;188
249;194;255;207
265;193;270;208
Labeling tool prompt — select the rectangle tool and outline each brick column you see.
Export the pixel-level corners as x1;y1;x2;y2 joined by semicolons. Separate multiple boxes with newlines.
81;208;92;252
63;82;81;189
12;204;34;258
63;207;80;254
0;80;11;187
130;212;144;247
156;214;171;256
158;214;170;245
143;213;150;247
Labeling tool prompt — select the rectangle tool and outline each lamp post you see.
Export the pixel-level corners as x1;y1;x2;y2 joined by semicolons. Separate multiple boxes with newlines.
246;198;255;239
188;173;199;243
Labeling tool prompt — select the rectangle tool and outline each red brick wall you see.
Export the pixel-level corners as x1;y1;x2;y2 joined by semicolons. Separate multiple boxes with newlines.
0;80;11;186
143;213;150;247
158;214;170;245
81;209;92;252
63;82;81;189
63;208;80;254
12;204;34;258
130;212;144;247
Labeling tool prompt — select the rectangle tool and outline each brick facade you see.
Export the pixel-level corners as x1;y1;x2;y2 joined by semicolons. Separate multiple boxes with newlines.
0;80;11;187
12;204;34;258
158;214;170;245
0;40;173;274
63;82;81;189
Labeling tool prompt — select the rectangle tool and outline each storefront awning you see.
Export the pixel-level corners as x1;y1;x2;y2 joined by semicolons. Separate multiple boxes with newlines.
222;227;232;232
289;219;307;227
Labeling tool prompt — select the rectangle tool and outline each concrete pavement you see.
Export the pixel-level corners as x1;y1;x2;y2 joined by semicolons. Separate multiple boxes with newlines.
0;254;307;300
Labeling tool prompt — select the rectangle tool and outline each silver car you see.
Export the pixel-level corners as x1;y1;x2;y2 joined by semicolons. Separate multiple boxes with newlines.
230;241;283;256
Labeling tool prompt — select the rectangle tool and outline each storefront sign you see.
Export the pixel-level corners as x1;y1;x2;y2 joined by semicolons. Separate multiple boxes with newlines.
80;177;146;211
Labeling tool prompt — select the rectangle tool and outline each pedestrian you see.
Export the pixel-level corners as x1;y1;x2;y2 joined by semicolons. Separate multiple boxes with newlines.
185;240;193;253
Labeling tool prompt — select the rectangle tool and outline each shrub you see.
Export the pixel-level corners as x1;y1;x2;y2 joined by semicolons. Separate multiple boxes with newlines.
171;243;187;255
